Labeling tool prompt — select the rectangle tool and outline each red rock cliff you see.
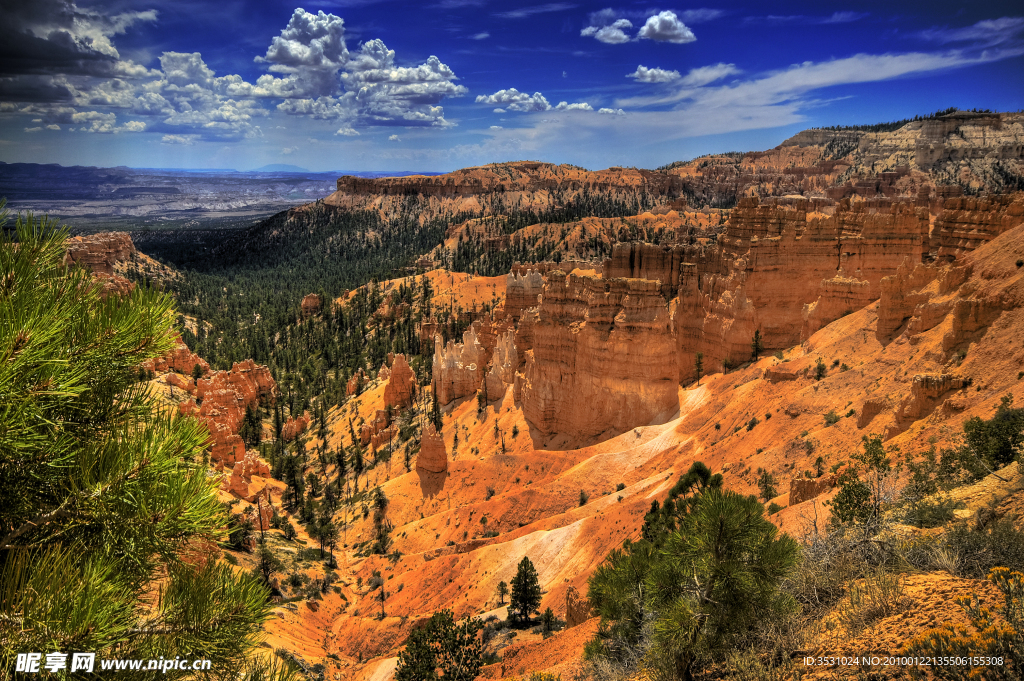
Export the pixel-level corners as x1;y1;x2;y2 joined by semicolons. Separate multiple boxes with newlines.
521;272;679;440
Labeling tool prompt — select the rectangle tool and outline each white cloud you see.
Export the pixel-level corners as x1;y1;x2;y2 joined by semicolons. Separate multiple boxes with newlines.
477;88;591;113
46;124;61;130
161;134;198;145
495;3;577;19
628;66;681;83
2;5;467;140
598;107;625;115
615;50;1024;132
679;63;740;87
554;101;592;111
638;11;696;43
282;147;296;154
388;134;401;141
679;9;725;24
258;9;348;70
920;17;1024;46
257;13;468;128
335;126;360;136
490;125;503;129
24;127;43;132
823;11;868;24
471;32;490;40
581;18;632;44
476;88;551;112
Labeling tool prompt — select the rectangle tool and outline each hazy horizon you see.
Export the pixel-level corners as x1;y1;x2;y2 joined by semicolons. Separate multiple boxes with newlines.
1;1;1022;172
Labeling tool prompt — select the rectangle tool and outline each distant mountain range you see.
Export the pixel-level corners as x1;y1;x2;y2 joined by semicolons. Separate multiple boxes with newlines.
0;162;444;220
249;164;310;172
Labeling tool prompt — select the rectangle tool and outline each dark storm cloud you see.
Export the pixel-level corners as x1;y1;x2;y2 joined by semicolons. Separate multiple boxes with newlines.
0;0;155;82
0;29;118;78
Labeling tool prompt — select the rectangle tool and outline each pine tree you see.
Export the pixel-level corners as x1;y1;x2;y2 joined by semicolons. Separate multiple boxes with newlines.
0;205;286;678
509;556;542;623
431;385;443;433
694;352;703;386
751;329;763;360
394;610;483;681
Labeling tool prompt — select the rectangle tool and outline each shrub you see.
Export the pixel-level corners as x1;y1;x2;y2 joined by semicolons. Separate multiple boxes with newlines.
579;490;589;506
904;494;964;528
815;357;827;380
765;412;772;420
845;408;856;418
836;569;908;635
616;482;626;491
962;394;1024;470
840;363;850;372
528;674;561;681
767;502;783;515
902;567;1024;679
824;410;841;427
512;425;520;437
746;417;759;431
485;487;496;500
943;518;1024;578
541;607;556;632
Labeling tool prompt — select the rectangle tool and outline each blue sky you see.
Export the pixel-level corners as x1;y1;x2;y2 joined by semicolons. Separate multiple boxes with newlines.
1;0;1022;171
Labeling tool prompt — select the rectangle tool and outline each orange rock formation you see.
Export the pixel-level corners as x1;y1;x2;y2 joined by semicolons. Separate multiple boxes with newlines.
522;272;679;441
65;232;135;276
301;293;323;317
416;424;448;473
432;327;486;405
384;354;416;409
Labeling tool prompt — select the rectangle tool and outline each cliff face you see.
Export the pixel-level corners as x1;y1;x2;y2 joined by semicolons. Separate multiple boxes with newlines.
665;112;1024;206
670;196;930;379
335;161;682;199
933;194;1024;262
65;232;135;276
318;162;685;227
506;270;545;322
521;273;679;440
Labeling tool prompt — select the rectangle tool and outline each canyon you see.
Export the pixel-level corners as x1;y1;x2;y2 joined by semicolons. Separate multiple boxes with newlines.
56;110;1024;681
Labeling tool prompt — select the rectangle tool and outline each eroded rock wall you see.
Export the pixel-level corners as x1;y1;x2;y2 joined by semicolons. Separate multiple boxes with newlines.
671;196;928;380
934;194;1024;262
522;273;678;439
506;270;545;322
65;232;135;276
432;326;486;405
